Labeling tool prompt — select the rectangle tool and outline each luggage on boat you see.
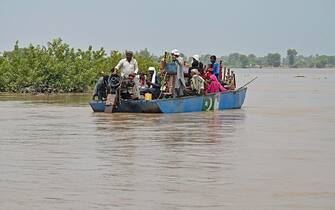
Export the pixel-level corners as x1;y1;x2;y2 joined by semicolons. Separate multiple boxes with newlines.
144;93;152;100
165;63;177;75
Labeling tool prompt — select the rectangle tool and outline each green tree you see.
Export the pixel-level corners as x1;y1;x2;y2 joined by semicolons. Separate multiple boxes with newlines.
247;54;257;67
239;54;249;68
267;53;281;67
134;49;160;74
287;49;298;67
227;53;240;67
315;55;328;68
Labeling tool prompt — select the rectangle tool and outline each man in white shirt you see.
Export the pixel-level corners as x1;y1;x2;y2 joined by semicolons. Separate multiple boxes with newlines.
114;51;140;99
114;51;139;77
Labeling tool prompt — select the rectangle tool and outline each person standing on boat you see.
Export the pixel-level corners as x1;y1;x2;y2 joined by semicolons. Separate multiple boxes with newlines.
171;49;186;97
114;51;139;77
189;55;204;75
210;55;220;80
114;51;140;98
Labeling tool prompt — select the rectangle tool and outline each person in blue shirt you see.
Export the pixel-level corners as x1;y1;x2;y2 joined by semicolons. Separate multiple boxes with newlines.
210;55;220;80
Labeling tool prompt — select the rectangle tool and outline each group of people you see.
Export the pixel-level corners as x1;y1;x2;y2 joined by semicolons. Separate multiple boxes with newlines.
92;50;228;101
161;49;227;98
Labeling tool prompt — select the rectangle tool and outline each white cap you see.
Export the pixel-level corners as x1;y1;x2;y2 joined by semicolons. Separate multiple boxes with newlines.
171;49;180;56
192;55;200;62
148;66;155;71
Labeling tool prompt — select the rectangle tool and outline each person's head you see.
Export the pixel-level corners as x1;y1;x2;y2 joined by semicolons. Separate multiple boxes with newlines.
191;69;200;76
101;71;109;82
171;49;180;60
192;55;200;64
126;51;133;62
101;70;108;77
148;66;156;75
140;73;145;80
210;55;217;64
128;73;135;80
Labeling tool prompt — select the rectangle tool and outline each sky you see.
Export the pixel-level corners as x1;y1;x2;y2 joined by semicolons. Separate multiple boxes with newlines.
0;0;334;57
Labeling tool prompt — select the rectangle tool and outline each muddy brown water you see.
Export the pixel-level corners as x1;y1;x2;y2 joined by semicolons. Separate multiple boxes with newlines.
1;69;335;210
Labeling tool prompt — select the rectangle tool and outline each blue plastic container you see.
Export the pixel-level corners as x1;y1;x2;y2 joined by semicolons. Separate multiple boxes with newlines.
165;63;177;75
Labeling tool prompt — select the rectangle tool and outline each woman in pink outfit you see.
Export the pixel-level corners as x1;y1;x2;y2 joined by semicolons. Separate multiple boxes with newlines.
207;75;227;93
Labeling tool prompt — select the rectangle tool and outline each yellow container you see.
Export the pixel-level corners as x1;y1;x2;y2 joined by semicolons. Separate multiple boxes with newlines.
144;93;152;100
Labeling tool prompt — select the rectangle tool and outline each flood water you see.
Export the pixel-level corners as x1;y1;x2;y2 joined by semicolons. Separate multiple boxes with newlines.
1;69;335;210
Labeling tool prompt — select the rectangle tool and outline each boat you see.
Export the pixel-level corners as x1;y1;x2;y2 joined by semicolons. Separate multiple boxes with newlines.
89;87;247;113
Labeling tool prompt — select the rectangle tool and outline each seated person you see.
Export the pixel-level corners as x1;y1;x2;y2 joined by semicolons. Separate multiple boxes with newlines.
204;64;213;81
92;72;109;100
140;67;161;99
189;69;205;95
120;73;138;99
207;74;227;94
138;73;147;90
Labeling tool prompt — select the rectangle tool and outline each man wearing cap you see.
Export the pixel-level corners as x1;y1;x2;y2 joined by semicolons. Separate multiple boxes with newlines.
189;54;204;75
114;51;139;77
171;49;186;97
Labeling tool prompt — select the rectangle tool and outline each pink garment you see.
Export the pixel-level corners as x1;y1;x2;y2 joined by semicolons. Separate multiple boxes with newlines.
207;75;227;93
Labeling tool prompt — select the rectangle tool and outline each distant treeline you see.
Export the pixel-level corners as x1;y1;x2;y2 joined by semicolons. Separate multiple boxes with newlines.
0;38;334;93
212;48;335;69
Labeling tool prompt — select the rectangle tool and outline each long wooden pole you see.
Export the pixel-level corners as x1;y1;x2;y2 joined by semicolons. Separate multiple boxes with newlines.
236;77;258;91
223;67;227;82
232;72;236;89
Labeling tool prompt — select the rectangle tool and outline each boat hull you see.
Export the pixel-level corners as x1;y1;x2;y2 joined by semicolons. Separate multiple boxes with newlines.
89;87;247;113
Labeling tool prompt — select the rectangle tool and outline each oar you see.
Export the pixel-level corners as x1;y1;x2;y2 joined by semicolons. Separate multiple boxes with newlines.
236;76;258;91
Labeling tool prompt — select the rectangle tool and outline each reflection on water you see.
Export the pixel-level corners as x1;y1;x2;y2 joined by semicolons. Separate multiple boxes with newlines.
92;111;245;144
1;69;335;210
90;111;246;209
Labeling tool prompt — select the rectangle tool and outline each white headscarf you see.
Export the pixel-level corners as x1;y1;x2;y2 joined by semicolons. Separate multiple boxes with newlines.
148;66;156;88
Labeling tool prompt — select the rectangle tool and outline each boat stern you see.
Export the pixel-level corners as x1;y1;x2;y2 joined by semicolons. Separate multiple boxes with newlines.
89;100;106;112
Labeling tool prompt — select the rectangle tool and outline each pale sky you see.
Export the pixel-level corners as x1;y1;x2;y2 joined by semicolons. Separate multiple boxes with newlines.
0;0;334;56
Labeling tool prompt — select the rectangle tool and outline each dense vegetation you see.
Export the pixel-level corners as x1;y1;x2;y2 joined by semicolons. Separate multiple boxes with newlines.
0;38;334;93
0;39;159;93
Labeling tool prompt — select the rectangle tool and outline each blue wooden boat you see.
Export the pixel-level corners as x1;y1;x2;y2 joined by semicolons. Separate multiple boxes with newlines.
89;87;247;113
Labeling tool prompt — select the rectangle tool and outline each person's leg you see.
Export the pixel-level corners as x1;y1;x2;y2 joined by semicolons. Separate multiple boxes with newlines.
170;75;177;98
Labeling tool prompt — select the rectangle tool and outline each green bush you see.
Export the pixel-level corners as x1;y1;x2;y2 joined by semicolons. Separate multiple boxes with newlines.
0;38;160;93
